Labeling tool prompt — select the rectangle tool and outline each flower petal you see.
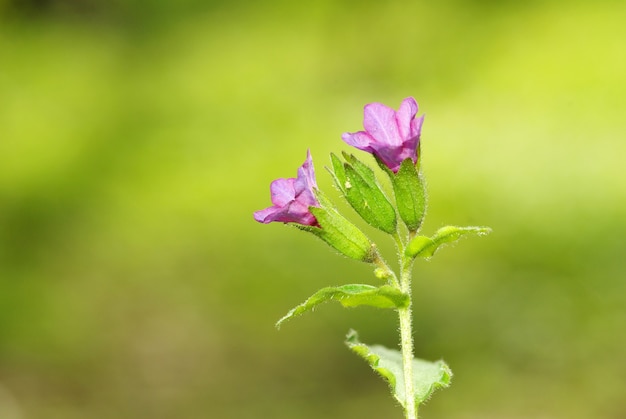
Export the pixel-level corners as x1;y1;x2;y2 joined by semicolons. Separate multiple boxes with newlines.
294;150;320;207
371;144;405;173
396;97;418;140
342;131;376;152
295;149;317;192
410;113;424;140
270;177;296;207
255;200;318;226
287;200;318;226
253;206;285;224
362;102;401;146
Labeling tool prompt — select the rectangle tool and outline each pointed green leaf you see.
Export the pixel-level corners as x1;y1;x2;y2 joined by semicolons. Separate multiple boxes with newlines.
406;225;492;259
297;190;376;262
342;152;379;187
328;153;397;234
391;158;427;232
307;206;375;262
313;186;340;209
346;330;452;408
343;164;397;233
276;285;409;328
329;153;347;193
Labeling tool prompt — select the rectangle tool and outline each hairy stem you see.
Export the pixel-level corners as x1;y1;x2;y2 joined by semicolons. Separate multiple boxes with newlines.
394;230;417;419
398;257;417;419
399;308;416;418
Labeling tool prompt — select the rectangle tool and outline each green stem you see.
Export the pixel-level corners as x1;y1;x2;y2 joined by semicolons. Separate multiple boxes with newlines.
395;230;417;419
398;258;417;419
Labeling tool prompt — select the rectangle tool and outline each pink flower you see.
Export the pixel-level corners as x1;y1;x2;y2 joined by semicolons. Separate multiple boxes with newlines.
254;150;320;226
342;97;424;173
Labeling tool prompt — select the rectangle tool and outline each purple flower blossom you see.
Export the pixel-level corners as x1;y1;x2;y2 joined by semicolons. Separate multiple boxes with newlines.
342;97;424;173
254;150;320;226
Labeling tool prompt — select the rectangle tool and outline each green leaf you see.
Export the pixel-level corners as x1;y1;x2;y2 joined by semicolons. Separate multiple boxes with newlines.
342;151;379;187
276;285;409;328
307;207;374;262
329;153;347;193
298;190;376;262
328;153;397;234
406;225;492;259
343;164;397;234
346;330;452;408
391;158;427;232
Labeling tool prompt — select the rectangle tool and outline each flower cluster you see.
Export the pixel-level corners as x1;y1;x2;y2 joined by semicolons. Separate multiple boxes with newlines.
254;97;424;228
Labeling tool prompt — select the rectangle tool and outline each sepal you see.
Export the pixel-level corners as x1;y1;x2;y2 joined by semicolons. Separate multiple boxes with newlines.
388;158;427;233
406;226;492;259
328;153;397;234
345;330;452;409
276;284;409;328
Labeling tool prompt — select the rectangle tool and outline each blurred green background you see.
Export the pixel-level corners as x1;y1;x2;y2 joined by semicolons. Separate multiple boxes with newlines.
1;0;625;418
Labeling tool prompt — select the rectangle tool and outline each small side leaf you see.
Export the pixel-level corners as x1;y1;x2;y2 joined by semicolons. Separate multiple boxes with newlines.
406;225;492;259
276;285;409;328
346;330;452;408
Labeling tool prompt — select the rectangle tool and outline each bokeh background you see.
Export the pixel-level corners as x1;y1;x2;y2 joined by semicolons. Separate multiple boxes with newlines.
1;0;625;418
